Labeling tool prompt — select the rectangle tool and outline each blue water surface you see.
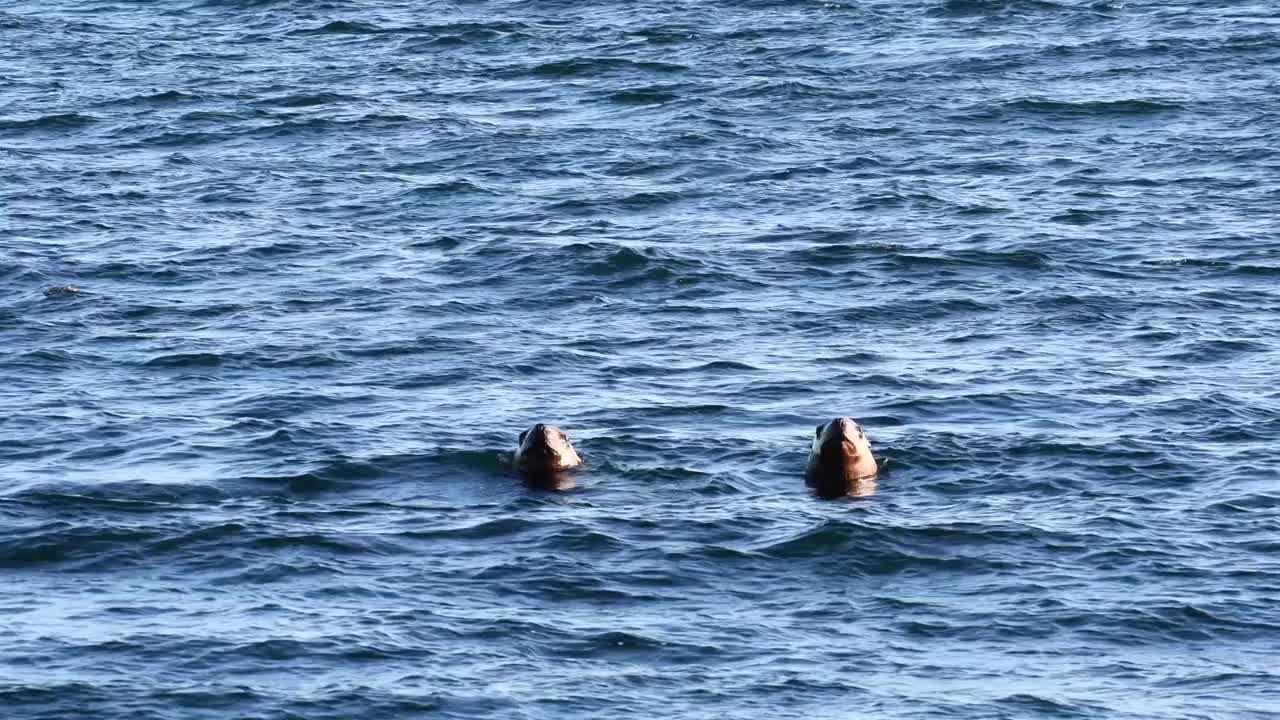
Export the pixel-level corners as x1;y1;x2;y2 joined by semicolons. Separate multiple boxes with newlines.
2;1;1278;718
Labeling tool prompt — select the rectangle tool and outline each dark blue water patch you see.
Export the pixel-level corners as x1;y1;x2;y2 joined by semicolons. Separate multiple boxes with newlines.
930;0;1071;18
253;91;356;108
602;86;683;106
0;112;98;132
7;482;231;510
1005;97;1185;117
521;57;690;78
290;19;384;36
93;90;206;107
140;350;344;370
0;522;160;570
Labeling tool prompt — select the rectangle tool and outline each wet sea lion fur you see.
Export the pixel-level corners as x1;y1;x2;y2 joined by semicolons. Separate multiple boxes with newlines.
515;423;582;475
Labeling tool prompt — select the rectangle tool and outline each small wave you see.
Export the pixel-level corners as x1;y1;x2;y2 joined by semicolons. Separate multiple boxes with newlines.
9;482;229;510
894;248;1051;270
720;79;844;101
77;259;187;282
581;630;666;652
402;517;535;541
817;350;888;364
237;467;370;495
343;336;483;358
251;532;385;555
605;88;680;105
1232;264;1280;276
400;179;500;196
549;630;720;660
820;297;995;327
567;244;701;279
931;0;1068;16
735;165;835;183
0;524;158;569
142;351;341;370
756;521;1021;574
12;348;89;367
547;528;627;553
97;90;201;106
602;360;759;377
553;190;685;214
424;447;513;475
526;57;689;77
1143;257;1230;268
257;114;421;136
405;235;464;251
255;92;354;108
625;23;699;44
827;123;901;137
198;0;292;6
764;518;1074;567
1004;97;1184;116
180;635;432;668
395;21;531;50
245;240;306;256
1051;208;1110;224
0;113;97;131
1207;493;1280;513
144;522;248;554
222;390;364;420
995;694;1101;717
608;403;733;418
136;113;422;148
1084;602;1280;642
143;352;225;368
691;360;758;372
1162;339;1270;363
1140;258;1280;277
624;189;686;206
291;20;384;35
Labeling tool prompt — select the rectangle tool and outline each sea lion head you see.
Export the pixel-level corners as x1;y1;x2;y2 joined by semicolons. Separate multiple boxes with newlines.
515;423;582;475
806;417;877;496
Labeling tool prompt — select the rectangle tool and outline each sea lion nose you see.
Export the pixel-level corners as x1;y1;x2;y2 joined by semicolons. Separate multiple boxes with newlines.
821;437;846;452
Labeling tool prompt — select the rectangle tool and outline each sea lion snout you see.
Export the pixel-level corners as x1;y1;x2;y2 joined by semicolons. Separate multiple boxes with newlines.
821;417;862;440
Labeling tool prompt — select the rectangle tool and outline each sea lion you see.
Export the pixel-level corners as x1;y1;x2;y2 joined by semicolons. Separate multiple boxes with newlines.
805;417;878;498
43;286;84;298
515;423;582;481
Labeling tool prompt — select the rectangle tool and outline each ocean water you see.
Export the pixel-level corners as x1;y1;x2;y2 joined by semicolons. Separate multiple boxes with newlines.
2;1;1279;717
